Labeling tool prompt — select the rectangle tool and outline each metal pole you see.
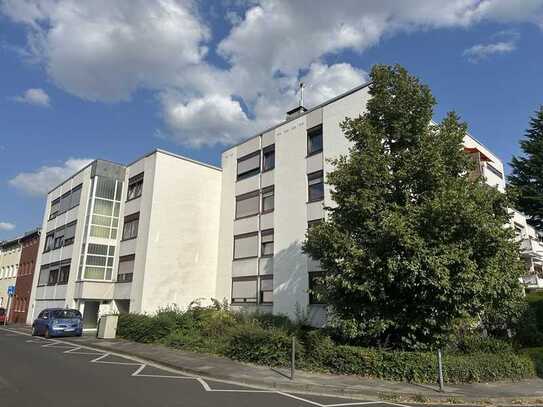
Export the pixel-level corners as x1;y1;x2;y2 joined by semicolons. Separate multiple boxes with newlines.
291;336;296;380
4;295;11;326
437;348;444;392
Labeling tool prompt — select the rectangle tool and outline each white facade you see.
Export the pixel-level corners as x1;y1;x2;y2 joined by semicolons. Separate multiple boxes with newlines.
0;239;22;308
217;84;371;323
28;150;221;327
217;83;543;323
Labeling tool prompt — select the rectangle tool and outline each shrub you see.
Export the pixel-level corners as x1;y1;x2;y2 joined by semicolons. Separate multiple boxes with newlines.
515;293;543;347
225;325;304;367
447;334;513;354
325;346;535;383
301;330;335;369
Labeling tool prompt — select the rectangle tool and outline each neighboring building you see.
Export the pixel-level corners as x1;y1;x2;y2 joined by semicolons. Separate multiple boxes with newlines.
0;237;22;310
511;209;543;290
10;229;40;323
27;151;221;328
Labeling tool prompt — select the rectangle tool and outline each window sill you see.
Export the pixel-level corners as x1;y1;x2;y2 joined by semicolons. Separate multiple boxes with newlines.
235;213;259;221
260;254;274;259
231;301;257;305
306;149;323;158
262;167;275;173
236;172;260;182
232;256;259;261
121;236;138;242
126;195;142;203
307;198;324;204
261;209;274;215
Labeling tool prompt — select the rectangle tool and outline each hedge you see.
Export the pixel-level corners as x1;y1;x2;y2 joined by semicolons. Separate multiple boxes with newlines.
117;312;538;384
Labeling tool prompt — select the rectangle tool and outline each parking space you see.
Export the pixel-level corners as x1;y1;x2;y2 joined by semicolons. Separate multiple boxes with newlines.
0;327;411;407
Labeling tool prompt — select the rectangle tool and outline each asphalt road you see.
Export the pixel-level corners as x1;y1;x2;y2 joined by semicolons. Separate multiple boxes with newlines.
0;327;407;407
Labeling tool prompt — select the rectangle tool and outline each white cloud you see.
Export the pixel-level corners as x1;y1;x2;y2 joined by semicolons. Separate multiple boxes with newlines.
9;158;93;196
3;0;543;146
14;88;50;107
463;30;519;62
1;0;209;102
0;222;16;231
463;41;516;62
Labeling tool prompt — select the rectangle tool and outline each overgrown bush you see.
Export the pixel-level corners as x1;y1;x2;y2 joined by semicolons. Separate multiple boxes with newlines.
117;304;538;383
446;334;513;354
515;293;543;347
225;324;304;367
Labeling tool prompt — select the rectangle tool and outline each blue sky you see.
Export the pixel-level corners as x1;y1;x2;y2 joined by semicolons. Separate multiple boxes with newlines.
1;0;542;240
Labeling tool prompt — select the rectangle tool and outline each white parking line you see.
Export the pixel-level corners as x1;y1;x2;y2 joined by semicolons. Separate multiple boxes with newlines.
0;327;411;407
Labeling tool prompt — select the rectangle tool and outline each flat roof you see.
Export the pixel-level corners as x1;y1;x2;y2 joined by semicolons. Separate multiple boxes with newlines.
47;148;221;195
222;81;373;152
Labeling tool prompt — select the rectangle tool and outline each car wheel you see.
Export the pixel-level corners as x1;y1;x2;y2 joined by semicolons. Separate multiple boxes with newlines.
31;326;37;336
44;327;51;339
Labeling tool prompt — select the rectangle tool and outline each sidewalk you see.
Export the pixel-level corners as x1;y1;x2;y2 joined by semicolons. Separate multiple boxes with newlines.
47;332;542;405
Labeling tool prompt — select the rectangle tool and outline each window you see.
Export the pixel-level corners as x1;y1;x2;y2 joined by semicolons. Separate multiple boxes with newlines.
127;173;144;201
261;229;274;257
49;198;60;220
82;243;114;280
53;230;64;249
307;125;323;155
262;145;275;171
70;185;82;209
63;222;77;246
262;186;274;213
122;213;139;240
44;233;55;252
260;276;273;304
236;191;260;219
58;265;70;284
308;171;324;202
47;269;59;285
232;277;257;303
118;254;135;283
233;232;258;259
308;272;326;304
237;152;260;180
486;163;503;179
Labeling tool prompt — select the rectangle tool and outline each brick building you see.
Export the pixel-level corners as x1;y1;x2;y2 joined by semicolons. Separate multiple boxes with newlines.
10;229;40;323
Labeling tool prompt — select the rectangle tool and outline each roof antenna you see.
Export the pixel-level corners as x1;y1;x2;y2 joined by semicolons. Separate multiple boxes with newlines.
299;82;304;107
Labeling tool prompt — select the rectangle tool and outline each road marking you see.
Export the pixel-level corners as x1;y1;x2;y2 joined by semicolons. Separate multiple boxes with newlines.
0;327;406;407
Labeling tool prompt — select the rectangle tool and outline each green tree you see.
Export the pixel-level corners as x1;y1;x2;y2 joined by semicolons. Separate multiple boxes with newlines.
303;64;524;350
508;106;543;230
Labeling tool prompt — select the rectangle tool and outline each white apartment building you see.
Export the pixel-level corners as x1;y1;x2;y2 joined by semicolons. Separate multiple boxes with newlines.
216;83;542;324
28;83;542;327
0;238;22;308
28;150;221;328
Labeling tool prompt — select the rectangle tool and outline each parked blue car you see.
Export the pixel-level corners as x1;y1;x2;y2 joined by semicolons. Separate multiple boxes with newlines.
31;308;83;338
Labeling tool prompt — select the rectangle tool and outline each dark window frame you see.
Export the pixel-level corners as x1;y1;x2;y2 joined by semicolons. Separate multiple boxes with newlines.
127;172;144;202
260;229;274;257
58;265;70;285
307;125;323;156
262;144;275;172
261;186;274;214
117;254;135;283
235;190;260;220
259;275;273;304
233;231;259;260
231;276;258;304
308;170;324;202
237;151;261;181
122;212;140;241
486;163;504;179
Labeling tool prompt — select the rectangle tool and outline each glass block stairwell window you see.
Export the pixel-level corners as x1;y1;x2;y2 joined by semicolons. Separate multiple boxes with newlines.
79;176;123;281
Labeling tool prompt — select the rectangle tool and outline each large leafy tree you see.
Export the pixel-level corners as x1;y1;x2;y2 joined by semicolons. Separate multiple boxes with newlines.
508;107;543;230
303;64;524;350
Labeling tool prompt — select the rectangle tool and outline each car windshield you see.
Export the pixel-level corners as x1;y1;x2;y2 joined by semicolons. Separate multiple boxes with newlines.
50;310;81;319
